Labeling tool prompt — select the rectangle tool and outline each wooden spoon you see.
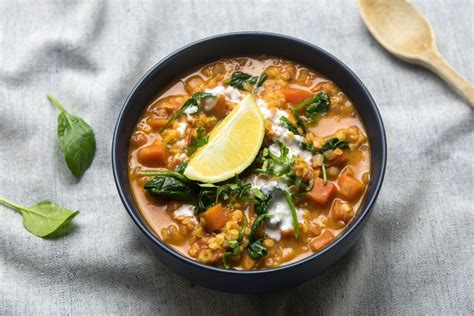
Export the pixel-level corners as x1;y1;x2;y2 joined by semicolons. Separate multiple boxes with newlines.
358;0;474;107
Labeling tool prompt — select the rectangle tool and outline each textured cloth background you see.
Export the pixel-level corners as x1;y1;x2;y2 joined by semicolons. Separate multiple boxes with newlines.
0;0;473;314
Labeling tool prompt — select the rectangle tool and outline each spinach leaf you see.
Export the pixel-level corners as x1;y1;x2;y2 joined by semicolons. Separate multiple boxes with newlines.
0;197;78;238
301;142;314;152
160;92;214;132
176;162;188;174
47;94;96;178
223;215;248;269
320;137;349;153
195;175;259;213
188;127;209;154
282;190;299;239
223;240;240;269
143;172;198;201
255;73;268;89
253;190;272;215
291;91;330;132
249;213;270;241
280;117;301;135
247;239;268;259
247;213;270;259
194;188;216;213
224;71;268;91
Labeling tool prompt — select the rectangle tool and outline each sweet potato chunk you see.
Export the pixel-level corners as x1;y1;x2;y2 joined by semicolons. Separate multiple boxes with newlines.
201;204;227;232
329;200;354;224
338;175;365;201
282;88;313;105
310;230;334;252
184;75;205;94
149;118;169;130
137;143;169;167
205;94;227;119
306;178;336;206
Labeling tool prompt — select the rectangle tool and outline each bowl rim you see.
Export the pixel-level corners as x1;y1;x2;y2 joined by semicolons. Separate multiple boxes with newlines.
112;31;387;275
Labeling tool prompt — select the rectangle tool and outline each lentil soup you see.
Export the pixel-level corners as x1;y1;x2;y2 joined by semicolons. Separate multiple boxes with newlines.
128;56;370;270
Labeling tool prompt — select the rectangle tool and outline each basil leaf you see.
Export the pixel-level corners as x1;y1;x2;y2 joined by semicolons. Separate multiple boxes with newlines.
282;190;299;239
47;94;96;178
320;137;349;153
188;127;209;154
144;173;199;201
247;239;268;259
0;197;78;238
160;92;213;132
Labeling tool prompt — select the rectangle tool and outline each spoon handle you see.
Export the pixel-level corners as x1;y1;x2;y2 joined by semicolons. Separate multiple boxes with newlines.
422;50;474;107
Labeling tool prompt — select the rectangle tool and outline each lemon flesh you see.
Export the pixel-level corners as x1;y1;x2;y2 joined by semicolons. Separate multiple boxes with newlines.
184;94;265;183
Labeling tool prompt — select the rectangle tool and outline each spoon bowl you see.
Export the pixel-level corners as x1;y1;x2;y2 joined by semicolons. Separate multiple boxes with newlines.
358;0;474;107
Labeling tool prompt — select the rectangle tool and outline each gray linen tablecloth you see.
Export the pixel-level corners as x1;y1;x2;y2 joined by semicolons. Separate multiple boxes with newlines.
1;0;473;314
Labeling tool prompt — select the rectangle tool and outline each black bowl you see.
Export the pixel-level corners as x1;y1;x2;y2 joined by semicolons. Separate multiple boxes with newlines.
112;32;387;294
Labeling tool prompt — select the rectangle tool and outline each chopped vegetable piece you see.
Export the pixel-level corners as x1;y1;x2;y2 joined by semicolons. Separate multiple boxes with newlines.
137;143;169;167
310;230;334;252
306;177;336;206
149;118;169;130
282;88;313;105
205;94;227;118
338;175;365;201
201;203;227;231
329;200;354;224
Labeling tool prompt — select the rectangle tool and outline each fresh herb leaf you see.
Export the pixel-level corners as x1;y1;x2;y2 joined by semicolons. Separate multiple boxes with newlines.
282;191;299;239
0;197;78;238
47;94;96;178
320;137;349;153
143;172;199;201
247;239;268;259
255;143;313;195
160;92;213;132
255;142;295;177
224;71;268;91
188;127;209;154
280;117;301;135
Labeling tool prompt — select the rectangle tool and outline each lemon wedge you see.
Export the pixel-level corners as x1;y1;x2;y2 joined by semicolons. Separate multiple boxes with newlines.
184;94;265;183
